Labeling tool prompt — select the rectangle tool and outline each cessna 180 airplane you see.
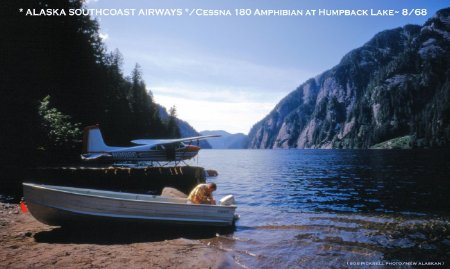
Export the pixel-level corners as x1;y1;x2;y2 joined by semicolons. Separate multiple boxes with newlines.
81;125;219;165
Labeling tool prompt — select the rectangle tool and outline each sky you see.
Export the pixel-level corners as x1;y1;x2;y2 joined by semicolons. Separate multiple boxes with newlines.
86;0;448;134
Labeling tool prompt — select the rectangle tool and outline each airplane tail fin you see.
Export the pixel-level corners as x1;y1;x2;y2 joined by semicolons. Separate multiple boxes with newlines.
82;125;110;154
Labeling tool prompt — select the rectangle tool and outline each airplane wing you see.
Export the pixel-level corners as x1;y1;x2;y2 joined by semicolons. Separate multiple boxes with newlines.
81;152;112;161
131;135;220;146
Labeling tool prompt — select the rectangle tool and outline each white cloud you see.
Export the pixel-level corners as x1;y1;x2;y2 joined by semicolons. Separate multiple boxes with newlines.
152;83;284;104
99;32;109;40
132;49;311;94
155;95;274;134
110;38;315;133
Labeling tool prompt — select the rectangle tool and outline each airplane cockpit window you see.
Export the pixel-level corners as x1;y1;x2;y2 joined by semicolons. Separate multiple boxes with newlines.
175;143;186;149
150;145;165;150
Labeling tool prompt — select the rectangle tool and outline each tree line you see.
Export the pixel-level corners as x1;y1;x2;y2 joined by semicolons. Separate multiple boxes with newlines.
1;0;180;167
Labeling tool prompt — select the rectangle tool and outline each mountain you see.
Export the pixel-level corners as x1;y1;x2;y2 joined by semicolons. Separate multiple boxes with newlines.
248;8;450;149
157;105;212;149
200;130;249;149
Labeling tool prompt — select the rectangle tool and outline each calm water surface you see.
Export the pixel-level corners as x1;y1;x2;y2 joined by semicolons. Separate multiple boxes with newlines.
187;150;450;268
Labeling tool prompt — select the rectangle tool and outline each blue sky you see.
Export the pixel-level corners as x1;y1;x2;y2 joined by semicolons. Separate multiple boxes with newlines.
86;0;448;134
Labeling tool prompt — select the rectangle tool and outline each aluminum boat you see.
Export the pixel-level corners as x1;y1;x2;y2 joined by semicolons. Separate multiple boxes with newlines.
23;183;237;227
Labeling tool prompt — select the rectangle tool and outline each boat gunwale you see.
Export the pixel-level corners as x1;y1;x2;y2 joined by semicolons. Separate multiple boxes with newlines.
23;182;237;209
26;200;234;226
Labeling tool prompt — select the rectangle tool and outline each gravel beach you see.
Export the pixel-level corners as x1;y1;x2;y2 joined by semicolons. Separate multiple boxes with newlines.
0;202;240;269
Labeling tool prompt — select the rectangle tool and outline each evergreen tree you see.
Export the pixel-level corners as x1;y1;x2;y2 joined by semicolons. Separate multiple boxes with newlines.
167;106;181;138
1;0;174;169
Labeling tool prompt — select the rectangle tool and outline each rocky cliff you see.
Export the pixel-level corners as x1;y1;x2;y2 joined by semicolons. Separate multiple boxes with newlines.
248;8;450;149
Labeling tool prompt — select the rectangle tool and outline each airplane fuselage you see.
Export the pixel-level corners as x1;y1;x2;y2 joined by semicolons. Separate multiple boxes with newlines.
108;145;199;162
80;125;215;164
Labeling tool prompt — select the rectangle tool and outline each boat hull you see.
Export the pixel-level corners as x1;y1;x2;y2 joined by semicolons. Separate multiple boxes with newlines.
23;183;237;227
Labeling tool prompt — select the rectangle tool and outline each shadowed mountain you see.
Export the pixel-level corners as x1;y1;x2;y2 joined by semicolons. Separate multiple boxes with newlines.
248;8;450;149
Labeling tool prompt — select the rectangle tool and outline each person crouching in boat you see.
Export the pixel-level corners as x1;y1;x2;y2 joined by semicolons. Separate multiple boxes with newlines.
188;183;217;205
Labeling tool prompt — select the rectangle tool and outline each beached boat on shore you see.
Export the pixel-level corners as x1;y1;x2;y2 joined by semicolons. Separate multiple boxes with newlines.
23;183;237;227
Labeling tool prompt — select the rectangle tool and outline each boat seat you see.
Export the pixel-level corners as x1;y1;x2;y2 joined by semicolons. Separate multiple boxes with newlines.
161;187;188;198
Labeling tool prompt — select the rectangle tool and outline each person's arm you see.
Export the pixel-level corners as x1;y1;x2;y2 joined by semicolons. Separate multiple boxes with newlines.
208;193;216;205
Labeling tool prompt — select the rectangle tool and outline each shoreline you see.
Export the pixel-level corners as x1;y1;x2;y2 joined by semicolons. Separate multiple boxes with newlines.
0;202;240;269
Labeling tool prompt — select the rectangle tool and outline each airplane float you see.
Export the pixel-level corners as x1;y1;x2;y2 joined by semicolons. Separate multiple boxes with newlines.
81;125;219;166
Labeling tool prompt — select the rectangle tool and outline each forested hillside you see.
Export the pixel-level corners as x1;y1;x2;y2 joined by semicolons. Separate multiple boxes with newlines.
248;8;450;149
1;0;181;168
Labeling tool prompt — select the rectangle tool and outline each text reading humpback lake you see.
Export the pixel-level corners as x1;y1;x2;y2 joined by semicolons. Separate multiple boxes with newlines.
187;150;450;268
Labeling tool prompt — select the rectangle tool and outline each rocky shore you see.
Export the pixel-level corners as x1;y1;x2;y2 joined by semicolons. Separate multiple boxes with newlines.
0;202;239;268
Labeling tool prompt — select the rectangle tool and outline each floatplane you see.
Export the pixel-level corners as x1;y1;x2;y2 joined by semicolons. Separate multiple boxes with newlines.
81;125;219;167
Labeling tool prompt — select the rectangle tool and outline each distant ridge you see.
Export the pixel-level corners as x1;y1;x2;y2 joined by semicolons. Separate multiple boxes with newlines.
200;130;248;149
157;105;212;149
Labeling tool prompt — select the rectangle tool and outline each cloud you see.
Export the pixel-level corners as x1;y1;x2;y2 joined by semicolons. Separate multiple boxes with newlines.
112;38;315;133
152;83;285;104
84;0;100;4
150;81;286;133
155;95;274;134
133;50;312;95
99;32;109;40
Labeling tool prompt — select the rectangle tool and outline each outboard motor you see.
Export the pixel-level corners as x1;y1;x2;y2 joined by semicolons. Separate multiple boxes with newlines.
219;195;235;206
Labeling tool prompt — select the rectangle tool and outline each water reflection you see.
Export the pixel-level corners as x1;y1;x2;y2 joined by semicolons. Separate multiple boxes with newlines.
191;149;450;216
188;150;450;268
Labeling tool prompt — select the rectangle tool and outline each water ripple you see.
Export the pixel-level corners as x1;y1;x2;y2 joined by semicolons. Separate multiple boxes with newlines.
187;150;450;268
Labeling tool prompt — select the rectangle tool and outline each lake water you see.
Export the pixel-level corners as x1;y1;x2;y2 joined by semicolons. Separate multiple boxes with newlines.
186;150;450;268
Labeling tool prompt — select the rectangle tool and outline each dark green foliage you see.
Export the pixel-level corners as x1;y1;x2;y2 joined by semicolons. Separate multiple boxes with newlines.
167;106;181;138
1;0;174;167
313;97;328;120
38;95;82;152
